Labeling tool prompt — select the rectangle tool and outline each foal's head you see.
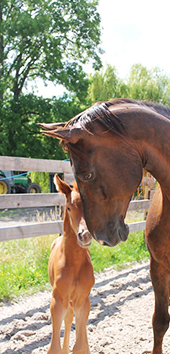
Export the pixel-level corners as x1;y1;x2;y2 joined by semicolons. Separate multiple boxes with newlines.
54;174;92;248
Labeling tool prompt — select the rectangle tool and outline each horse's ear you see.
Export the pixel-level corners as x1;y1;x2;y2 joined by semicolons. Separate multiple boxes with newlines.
39;123;83;144
38;122;65;130
54;174;72;195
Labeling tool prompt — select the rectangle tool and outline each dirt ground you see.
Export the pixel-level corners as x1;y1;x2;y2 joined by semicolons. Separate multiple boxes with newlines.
1;260;170;354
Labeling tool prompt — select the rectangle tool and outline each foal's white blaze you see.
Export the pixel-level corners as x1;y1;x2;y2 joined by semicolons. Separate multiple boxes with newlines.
77;220;92;248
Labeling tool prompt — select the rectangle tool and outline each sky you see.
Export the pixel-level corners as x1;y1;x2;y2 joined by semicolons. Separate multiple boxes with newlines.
98;0;170;79
33;0;170;97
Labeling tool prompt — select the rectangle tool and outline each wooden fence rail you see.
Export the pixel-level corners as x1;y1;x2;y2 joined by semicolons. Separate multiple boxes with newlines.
0;155;152;242
0;155;72;173
0;193;65;209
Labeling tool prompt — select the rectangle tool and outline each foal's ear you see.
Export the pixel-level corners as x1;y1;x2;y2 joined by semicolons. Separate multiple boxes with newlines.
54;174;71;196
39;123;84;144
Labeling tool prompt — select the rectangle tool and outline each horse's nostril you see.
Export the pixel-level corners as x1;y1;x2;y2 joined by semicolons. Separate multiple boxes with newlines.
78;233;83;241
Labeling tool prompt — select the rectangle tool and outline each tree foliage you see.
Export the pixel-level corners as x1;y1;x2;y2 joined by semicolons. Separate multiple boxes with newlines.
0;0;102;158
88;63;170;106
0;0;102;100
0;93;84;158
128;64;170;104
87;64;128;104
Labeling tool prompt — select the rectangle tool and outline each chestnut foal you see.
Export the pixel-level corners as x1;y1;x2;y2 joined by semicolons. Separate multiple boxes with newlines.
47;174;94;354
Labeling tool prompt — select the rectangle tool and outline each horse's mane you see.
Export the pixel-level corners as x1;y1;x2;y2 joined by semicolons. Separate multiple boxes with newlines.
66;98;170;139
118;98;170;120
67;99;126;136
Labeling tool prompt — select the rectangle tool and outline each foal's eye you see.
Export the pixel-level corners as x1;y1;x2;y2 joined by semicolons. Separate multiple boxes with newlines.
84;172;92;180
67;207;71;212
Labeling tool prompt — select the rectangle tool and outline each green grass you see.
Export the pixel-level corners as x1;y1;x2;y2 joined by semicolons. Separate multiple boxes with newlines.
0;231;149;302
0;235;56;302
90;231;149;272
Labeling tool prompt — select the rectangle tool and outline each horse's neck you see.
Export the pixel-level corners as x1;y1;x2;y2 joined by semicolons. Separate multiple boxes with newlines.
130;110;170;198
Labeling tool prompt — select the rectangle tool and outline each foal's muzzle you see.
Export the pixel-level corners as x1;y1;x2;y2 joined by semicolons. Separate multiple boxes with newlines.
77;224;92;248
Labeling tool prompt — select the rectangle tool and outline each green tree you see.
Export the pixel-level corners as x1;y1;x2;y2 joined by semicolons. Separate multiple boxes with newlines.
0;0;102;100
0;0;102;158
128;64;170;104
87;63;170;106
0;93;84;158
87;64;129;104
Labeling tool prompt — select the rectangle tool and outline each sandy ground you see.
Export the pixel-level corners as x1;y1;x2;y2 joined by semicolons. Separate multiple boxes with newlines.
1;260;170;354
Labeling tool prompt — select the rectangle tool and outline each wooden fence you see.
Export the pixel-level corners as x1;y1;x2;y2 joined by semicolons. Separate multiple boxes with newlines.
0;156;153;242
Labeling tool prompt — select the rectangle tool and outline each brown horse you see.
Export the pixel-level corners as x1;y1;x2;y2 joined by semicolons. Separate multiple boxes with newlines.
48;174;94;354
39;98;170;354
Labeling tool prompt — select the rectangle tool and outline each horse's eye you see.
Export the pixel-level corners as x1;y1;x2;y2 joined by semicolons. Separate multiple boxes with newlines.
67;207;71;212
84;172;92;180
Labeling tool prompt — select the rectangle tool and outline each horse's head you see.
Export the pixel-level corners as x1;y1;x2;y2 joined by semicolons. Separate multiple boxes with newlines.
39;100;143;247
54;174;92;248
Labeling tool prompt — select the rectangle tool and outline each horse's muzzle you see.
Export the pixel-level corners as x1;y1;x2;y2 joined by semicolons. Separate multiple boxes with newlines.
93;221;129;247
118;220;129;242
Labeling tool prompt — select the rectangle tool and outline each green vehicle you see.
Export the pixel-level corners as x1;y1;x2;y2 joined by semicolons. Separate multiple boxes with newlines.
0;171;41;194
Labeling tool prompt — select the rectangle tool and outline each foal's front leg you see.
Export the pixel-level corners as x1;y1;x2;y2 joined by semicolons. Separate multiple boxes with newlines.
73;297;91;354
62;303;74;354
150;257;170;354
48;296;67;354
